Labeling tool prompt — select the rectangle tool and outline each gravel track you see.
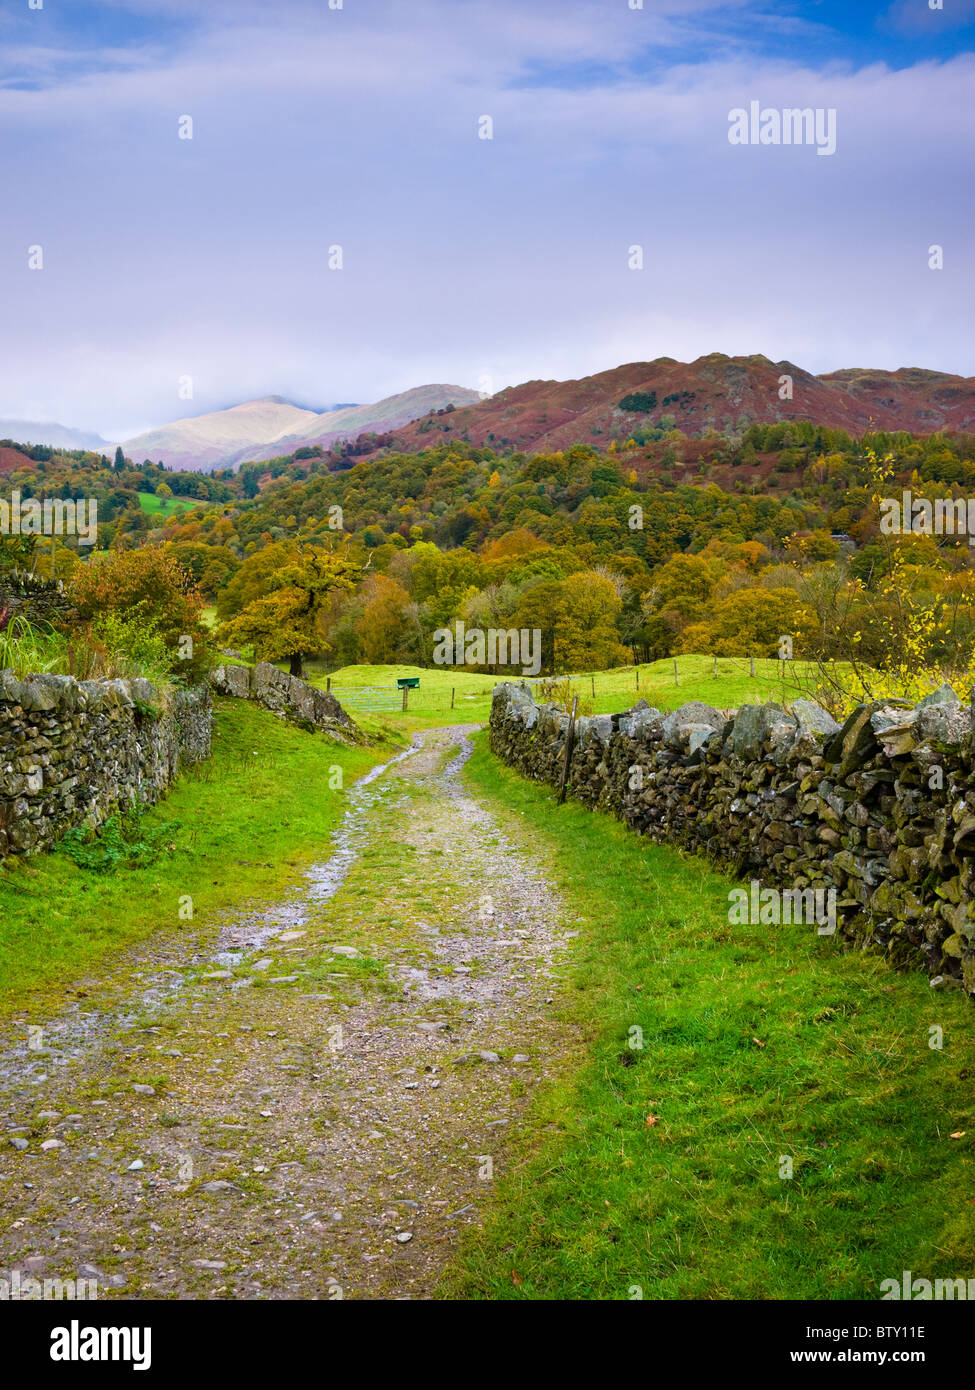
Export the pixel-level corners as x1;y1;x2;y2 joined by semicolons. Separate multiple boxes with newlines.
0;726;577;1300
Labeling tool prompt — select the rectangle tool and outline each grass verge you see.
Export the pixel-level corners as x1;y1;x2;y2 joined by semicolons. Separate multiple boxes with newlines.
0;699;400;1021
442;732;975;1300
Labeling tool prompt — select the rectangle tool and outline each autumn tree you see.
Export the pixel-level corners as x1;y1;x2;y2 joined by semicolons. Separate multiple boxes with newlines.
354;574;411;663
512;571;630;674
216;540;297;620
554;570;631;671
389;542;484;628
678;587;815;658
218;545;361;677
162;541;239;597
652;553;720;619
639;552;722;651
68;546;210;680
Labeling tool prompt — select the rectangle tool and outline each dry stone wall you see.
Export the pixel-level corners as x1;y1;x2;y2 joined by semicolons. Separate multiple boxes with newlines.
1;656;358;864
0;573;75;627
1;671;211;862
490;681;975;994
211;661;360;741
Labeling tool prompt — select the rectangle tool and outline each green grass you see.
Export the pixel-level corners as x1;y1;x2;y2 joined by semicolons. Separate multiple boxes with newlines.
138;491;207;520
550;653;829;716
0;699;400;1020
0;615;72;678
317;656;829;727
317;662;502;727
441;733;975;1301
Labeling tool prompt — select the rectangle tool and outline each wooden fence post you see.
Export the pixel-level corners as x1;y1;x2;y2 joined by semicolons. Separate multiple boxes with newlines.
557;695;579;806
451;687;455;709
402;685;408;712
713;655;717;678
326;676;331;693
591;675;596;699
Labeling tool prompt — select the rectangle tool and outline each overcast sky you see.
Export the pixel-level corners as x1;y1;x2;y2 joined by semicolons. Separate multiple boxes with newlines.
1;0;973;440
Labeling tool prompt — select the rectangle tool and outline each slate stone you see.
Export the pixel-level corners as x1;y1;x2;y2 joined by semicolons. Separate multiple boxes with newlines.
661;701;724;751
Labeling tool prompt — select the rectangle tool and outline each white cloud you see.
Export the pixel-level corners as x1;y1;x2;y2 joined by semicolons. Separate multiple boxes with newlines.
0;2;972;435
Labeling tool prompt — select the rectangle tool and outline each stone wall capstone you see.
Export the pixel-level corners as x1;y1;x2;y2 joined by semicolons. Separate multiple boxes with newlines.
489;681;975;994
0;671;211;862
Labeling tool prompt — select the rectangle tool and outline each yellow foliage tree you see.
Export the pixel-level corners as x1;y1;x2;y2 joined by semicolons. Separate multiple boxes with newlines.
355;574;411;663
218;546;360;677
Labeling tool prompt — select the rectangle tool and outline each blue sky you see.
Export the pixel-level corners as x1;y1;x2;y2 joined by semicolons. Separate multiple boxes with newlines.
1;0;972;440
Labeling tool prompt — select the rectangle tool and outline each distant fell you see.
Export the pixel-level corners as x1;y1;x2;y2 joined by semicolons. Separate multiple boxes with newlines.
0;419;116;452
371;354;975;457
121;384;481;471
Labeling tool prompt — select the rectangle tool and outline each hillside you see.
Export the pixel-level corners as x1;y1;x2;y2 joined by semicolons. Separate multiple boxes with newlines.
0;445;37;476
370;354;975;456
122;385;483;473
20;357;975;476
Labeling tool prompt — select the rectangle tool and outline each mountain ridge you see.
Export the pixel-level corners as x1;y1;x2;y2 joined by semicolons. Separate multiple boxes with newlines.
9;355;975;474
365;354;975;459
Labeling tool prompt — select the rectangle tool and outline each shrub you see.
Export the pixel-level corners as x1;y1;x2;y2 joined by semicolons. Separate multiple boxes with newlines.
85;605;172;684
619;391;658;413
537;676;594;717
68;547;211;682
57;809;179;873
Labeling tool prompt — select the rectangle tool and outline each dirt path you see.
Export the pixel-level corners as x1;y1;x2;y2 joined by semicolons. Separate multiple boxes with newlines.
0;726;578;1300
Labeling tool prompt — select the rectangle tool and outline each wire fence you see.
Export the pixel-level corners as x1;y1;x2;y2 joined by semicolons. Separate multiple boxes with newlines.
331;685;498;710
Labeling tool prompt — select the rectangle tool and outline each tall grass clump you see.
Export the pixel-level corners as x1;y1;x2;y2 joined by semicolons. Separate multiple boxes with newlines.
0;615;71;678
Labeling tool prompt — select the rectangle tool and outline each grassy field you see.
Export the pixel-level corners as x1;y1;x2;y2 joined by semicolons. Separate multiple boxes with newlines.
317;655;827;725
442;733;975;1300
138;490;207;520
0;700;400;1021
